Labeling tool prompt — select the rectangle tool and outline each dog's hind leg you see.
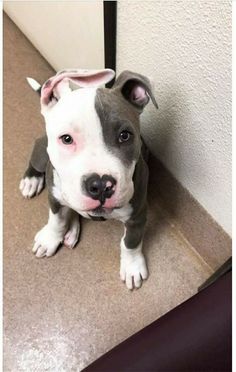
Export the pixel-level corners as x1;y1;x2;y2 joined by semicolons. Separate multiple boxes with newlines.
63;211;81;249
19;135;48;198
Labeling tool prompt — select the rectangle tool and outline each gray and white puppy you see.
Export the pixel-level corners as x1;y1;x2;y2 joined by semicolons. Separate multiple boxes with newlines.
19;69;158;290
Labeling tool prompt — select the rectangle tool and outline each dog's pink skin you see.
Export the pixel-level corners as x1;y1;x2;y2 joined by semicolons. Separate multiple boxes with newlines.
103;197;117;209
81;197;101;211
81;195;117;211
56;133;85;154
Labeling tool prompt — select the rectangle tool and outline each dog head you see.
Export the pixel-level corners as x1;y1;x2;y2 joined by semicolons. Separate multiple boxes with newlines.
38;69;158;214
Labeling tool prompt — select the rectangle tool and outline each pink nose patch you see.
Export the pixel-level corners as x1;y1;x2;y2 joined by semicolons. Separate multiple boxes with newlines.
82;197;101;211
105;181;113;190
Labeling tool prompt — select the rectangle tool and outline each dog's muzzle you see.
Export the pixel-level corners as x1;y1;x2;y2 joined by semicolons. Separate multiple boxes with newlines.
84;173;116;205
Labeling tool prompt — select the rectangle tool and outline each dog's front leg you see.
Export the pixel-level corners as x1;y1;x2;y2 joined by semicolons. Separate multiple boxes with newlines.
33;207;70;258
120;214;148;290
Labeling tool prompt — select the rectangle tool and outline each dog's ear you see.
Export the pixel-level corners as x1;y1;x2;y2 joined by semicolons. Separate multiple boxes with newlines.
112;70;158;112
41;68;115;110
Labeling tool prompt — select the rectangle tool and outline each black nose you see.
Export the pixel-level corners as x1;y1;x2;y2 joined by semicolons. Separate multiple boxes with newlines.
84;173;116;204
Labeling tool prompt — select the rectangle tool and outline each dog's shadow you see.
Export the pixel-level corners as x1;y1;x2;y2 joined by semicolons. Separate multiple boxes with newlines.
141;84;200;251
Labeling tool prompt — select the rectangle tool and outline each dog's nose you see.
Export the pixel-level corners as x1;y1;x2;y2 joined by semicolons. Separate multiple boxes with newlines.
84;173;116;204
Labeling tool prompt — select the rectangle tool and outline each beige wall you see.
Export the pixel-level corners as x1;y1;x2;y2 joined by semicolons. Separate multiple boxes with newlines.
117;0;232;235
3;1;104;71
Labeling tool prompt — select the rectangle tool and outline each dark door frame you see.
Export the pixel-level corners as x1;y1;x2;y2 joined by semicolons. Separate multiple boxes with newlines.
103;1;117;87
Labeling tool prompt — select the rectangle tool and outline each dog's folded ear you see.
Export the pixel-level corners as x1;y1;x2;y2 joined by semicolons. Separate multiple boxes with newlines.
112;70;158;112
41;68;115;110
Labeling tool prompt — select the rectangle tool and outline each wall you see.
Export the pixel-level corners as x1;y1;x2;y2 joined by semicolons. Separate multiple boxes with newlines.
3;1;104;71
117;0;232;235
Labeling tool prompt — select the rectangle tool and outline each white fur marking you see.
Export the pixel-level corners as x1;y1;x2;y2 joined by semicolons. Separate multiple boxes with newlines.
19;176;44;198
63;215;80;249
120;237;148;290
33;208;69;258
26;77;41;91
110;204;133;222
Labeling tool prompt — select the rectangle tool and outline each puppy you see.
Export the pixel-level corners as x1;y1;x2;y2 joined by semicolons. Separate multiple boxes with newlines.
19;69;158;289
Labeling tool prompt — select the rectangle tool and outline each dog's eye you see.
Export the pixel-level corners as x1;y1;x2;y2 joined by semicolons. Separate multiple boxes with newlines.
60;134;73;145
119;130;132;143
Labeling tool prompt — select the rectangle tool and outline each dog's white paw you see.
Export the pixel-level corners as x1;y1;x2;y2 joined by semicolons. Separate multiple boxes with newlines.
19;176;44;198
63;219;80;249
32;224;63;258
120;243;148;290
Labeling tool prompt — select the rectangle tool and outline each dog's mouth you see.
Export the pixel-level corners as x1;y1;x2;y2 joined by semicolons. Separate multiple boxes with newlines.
88;205;121;217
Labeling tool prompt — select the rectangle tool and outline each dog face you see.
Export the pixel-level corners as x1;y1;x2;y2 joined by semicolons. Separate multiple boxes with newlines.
40;69;158;215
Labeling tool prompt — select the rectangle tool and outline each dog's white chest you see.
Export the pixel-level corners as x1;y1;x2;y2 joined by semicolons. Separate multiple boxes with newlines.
79;203;133;222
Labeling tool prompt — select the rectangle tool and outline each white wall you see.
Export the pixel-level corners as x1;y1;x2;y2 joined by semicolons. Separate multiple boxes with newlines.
3;1;104;71
117;0;232;235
